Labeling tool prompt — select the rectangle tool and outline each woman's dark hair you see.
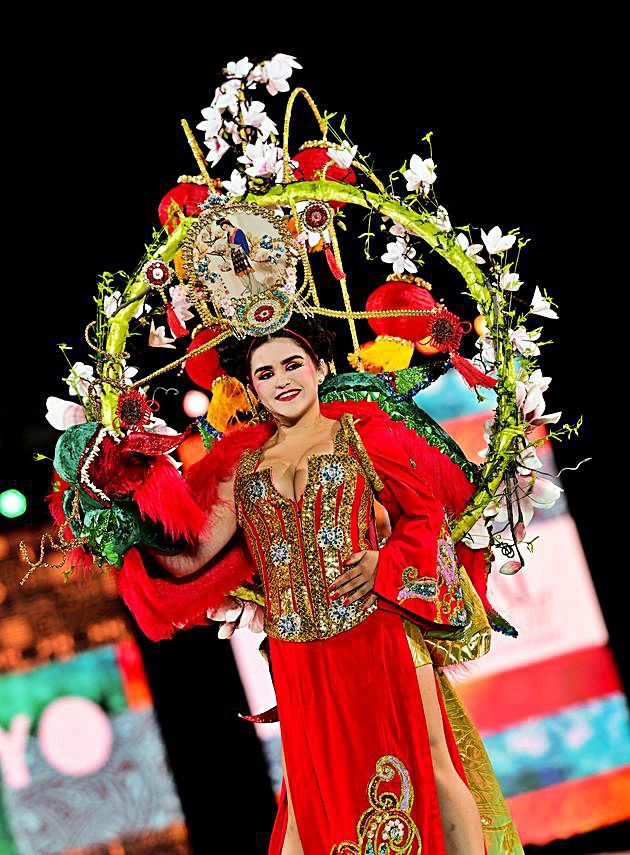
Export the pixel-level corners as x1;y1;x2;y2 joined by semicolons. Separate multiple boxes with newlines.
216;314;337;385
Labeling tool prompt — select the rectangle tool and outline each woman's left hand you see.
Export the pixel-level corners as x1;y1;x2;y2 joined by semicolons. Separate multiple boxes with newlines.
330;549;380;611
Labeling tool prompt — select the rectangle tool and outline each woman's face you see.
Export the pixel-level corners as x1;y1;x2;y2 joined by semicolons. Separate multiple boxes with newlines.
249;337;325;422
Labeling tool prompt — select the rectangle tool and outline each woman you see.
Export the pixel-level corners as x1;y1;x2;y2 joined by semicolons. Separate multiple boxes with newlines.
217;217;265;296
122;317;522;854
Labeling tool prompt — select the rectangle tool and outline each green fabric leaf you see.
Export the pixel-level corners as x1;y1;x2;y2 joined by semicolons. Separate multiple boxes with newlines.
53;423;100;483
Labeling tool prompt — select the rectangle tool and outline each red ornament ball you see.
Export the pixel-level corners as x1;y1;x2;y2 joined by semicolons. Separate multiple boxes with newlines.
290;147;356;210
158;183;210;233
366;279;437;341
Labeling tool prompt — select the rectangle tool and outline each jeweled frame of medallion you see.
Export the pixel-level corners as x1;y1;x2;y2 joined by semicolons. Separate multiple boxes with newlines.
179;202;306;338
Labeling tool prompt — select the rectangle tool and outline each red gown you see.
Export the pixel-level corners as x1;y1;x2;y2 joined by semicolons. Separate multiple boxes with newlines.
234;411;475;853
117;400;523;854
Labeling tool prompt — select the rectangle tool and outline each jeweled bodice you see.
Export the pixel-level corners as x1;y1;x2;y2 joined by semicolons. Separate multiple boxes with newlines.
233;412;382;642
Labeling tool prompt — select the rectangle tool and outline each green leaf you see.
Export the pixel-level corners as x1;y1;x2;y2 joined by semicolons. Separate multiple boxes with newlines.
340;114;347;134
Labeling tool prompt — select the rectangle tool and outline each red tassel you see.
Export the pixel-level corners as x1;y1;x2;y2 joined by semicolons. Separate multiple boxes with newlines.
166;302;188;338
450;352;497;389
324;243;345;280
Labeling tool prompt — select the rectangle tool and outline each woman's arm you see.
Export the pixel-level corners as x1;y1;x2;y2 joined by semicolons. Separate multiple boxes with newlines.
147;475;238;578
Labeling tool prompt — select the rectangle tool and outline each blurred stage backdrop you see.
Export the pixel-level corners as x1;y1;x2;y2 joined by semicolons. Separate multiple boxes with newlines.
0;539;190;854
1;369;627;853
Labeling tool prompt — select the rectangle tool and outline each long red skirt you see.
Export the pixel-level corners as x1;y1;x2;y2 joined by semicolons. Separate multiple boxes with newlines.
267;607;468;854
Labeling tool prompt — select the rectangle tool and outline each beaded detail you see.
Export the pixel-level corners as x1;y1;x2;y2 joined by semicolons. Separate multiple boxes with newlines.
233;412;378;642
330;754;422;854
396;513;470;628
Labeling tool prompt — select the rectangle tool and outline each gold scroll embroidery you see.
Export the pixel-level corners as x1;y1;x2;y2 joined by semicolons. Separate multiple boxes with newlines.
330;754;422;854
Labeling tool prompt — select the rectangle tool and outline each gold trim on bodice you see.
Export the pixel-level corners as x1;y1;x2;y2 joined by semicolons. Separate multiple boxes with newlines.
234;412;378;642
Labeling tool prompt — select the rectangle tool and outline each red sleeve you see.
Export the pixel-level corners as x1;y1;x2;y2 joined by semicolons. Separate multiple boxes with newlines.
372;455;468;629
353;414;471;630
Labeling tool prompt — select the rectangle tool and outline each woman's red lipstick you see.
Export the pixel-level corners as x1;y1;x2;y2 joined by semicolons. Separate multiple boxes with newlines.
275;389;301;401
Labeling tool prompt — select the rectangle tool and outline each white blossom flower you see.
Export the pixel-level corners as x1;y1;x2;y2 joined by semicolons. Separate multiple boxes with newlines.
237;140;283;178
403;154;436;194
225;57;254;79
510;326;541;357
196;106;223;140
493;472;563;528
516;444;543;472
207;596;265;637
121;362;139;385
223;119;244;145
204;135;231;167
498;272;522;292
429;205;451;232
168;284;194;326
211;79;241;115
327;142;357;170
103;290;122;318
515;369;561;429
462;516;491;549
456;233;485;264
529;285;559;319
148;320;176;349
381;240;417;274
481;226;516;255
472;335;496;373
241;100;278;141
66;362;95;398
45;397;86;430
255;53;302;96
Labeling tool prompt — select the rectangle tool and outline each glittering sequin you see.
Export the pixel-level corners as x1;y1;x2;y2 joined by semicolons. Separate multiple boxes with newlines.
245;476;266;502
397;567;439;603
317;525;345;550
278;612;302;638
270;540;290;565
329;598;359;624
319;459;346;486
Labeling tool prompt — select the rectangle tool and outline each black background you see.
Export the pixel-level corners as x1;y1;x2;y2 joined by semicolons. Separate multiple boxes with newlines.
3;35;622;854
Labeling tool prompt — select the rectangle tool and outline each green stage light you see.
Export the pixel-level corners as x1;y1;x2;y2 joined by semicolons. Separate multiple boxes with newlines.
0;489;27;519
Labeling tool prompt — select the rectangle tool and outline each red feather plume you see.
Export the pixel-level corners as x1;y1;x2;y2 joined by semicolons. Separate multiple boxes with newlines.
133;455;206;544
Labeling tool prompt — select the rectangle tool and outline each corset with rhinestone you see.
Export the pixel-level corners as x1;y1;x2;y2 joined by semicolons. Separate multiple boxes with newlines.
233;412;381;642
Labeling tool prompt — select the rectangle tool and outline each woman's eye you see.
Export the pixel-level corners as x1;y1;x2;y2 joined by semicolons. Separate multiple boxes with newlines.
287;362;302;371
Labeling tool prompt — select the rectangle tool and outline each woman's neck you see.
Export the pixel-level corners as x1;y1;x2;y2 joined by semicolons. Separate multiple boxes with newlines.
272;402;328;444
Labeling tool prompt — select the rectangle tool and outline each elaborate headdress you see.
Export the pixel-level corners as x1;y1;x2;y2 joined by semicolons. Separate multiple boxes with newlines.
23;53;571;601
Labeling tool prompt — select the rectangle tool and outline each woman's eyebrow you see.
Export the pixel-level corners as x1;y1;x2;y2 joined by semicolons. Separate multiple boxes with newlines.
253;354;304;374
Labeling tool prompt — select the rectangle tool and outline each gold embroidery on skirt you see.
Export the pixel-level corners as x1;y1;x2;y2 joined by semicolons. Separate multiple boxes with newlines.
330;754;422;854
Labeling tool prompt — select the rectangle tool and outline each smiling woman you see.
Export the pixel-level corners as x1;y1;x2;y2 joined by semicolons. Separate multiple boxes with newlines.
127;315;523;855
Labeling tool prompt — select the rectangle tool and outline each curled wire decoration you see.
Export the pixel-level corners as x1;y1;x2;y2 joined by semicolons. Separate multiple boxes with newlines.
19;490;89;585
